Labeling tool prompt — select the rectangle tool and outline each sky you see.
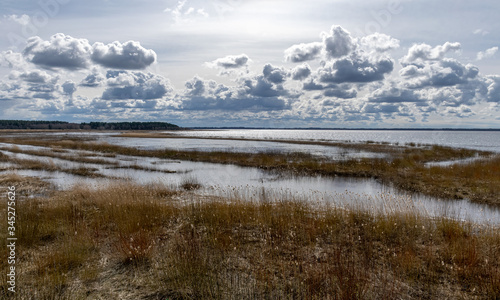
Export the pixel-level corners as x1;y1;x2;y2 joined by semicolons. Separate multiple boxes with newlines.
0;0;499;128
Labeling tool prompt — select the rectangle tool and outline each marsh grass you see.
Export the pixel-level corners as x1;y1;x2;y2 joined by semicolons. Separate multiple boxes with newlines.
180;175;202;191
1;135;499;204
1;180;499;299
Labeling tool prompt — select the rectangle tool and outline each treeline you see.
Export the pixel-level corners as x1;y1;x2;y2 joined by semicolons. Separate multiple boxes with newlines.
0;120;179;130
81;122;179;130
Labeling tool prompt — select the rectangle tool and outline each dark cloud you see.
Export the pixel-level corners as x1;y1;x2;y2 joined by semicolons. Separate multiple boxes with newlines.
62;81;77;96
80;71;105;87
362;103;401;114
486;76;500;102
184;76;221;97
180;76;291;111
291;63;311;81
323;85;357;99
241;75;289;98
32;92;56;100
91;41;157;70
322;25;356;59
262;64;287;84
318;55;394;84
368;85;423;103
284;42;323;63
23;33;92;69
10;70;58;84
101;71;171;100
27;83;57;93
303;79;326;91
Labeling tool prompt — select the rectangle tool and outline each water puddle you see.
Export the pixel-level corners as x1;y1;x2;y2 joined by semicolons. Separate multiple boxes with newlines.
1;141;499;225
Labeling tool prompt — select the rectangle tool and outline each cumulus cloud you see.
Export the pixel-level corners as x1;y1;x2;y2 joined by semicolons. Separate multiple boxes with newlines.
80;71;105;87
284;42;323;63
291;63;311;81
3;25;500;126
360;33;400;52
91;41;157;69
323;85;357;99
101;71;171;100
322;25;356;59
206;54;250;69
61;81;77;96
10;70;58;84
23;33;92;69
367;85;423;103
318;55;394;83
444;105;474;118
21;34;156;70
262;64;287;84
400;58;479;88
180;74;293;111
486;76;500;103
477;47;498;61
0;50;26;69
400;42;461;66
185;76;215;97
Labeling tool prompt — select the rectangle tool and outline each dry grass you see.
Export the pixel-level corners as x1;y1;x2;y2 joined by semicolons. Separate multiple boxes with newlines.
0;180;499;299
0;173;53;196
0;145;120;166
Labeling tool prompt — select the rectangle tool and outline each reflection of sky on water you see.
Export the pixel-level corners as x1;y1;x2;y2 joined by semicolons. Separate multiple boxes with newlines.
102;137;386;160
1;142;499;225
171;130;500;152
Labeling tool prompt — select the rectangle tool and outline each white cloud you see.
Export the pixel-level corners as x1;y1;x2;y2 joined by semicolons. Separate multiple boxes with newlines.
205;54;250;70
360;33;400;53
164;0;209;24
477;47;498;61
5;14;31;26
23;34;92;69
91;41;157;70
22;34;157;70
284;42;323;63
473;29;489;36
101;71;172;100
400;42;461;66
322;25;356;59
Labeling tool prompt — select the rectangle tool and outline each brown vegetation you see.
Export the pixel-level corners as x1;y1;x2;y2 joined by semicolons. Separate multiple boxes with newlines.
0;182;499;299
0;135;498;205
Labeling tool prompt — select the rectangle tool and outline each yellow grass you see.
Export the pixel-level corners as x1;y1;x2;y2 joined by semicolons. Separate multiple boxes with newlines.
0;181;499;299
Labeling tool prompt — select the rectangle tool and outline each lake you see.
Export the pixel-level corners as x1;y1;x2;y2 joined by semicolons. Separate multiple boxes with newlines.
170;129;500;152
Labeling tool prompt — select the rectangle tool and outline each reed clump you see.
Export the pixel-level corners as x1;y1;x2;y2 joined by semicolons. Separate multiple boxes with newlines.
1;181;499;299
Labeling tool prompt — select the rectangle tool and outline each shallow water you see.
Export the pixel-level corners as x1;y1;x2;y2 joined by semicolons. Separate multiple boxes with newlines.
1;142;499;225
171;129;500;152
103;137;386;160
